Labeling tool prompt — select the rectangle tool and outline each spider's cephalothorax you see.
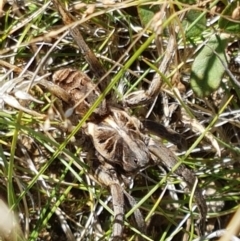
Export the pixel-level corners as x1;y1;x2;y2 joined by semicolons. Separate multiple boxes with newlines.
52;68;207;240
87;110;150;173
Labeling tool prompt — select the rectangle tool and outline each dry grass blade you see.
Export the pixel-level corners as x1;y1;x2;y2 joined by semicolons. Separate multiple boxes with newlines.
52;0;110;90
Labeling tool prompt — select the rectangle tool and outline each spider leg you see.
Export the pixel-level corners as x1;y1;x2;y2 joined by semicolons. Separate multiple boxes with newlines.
142;119;187;150
92;161;148;240
123;189;146;240
91;162;124;240
123;34;176;107
148;138;207;236
110;183;124;241
38;79;70;103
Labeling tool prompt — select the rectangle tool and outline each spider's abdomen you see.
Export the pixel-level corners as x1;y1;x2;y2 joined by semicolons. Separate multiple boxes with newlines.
53;68;108;120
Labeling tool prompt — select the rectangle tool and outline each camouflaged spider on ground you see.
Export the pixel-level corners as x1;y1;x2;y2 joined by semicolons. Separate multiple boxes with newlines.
44;1;208;240
46;68;207;241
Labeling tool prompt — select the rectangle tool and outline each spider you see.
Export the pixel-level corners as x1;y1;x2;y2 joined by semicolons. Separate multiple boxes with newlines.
48;68;207;240
45;1;208;240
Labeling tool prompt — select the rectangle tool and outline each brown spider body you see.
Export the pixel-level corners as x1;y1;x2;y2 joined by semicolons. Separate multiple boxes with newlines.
47;1;207;239
53;69;150;174
52;68;207;240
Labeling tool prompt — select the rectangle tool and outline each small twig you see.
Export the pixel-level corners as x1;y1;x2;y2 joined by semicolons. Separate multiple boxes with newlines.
51;0;110;90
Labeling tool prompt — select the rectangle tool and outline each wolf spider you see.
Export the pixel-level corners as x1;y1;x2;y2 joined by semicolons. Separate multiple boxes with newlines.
43;1;207;240
46;67;207;240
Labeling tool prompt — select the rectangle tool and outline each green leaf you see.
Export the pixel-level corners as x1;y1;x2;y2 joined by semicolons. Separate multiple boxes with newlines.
190;34;229;97
28;3;38;12
219;0;240;34
137;5;159;27
183;10;207;38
